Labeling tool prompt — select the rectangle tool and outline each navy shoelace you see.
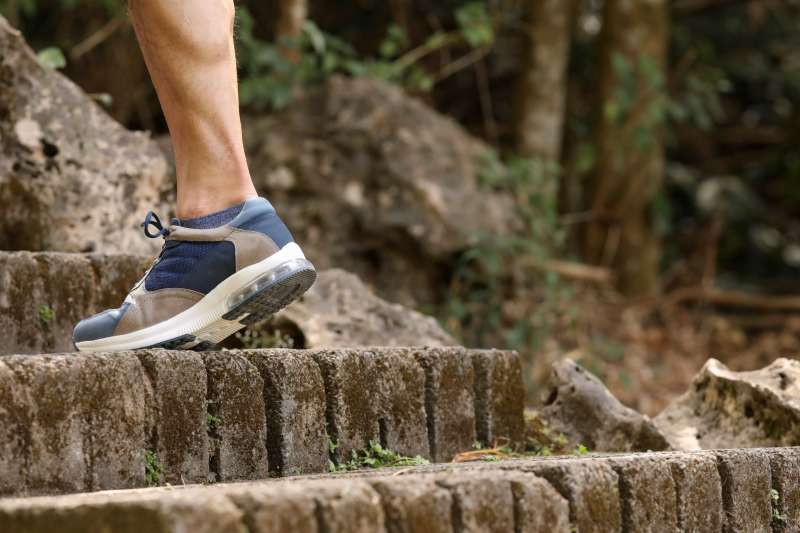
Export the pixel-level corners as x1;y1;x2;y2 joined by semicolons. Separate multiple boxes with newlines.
141;211;171;239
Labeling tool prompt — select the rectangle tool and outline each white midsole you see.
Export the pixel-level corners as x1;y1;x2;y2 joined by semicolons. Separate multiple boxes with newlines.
76;243;307;352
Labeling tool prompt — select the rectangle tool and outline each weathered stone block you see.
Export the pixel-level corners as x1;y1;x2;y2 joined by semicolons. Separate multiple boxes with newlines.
243;350;328;476
312;348;429;464
369;476;453;533
769;447;800;532
372;349;429;458
137;350;208;484
0;490;246;533
413;347;476;462
0;353;147;494
472;349;525;446
312;348;380;463
0;252;148;355
80;353;148;490
0;359;32;495
508;474;571;533
667;452;723;533
512;458;622;533
223;483;319;533
715;449;773;533
608;456;679;533
436;473;515;533
311;480;387;533
203;353;268;481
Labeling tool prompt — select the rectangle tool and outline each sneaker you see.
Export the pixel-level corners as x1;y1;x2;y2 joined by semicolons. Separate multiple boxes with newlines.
73;197;316;352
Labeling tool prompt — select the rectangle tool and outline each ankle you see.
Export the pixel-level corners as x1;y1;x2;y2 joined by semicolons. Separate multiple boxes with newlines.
177;189;258;219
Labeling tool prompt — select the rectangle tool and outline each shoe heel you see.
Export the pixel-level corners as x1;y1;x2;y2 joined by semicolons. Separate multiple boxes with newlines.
223;258;316;325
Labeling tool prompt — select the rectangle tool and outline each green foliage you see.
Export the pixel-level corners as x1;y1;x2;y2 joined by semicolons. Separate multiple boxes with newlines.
36;47;65;69
236;2;495;110
574;444;589;455
771;488;786;523
454;2;494;48
144;450;163;487
329;441;429;473
443;151;570;352
37;304;54;323
206;414;221;433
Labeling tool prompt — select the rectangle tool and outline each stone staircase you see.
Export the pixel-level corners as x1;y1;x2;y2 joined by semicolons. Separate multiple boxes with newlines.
0;347;523;496
1;448;799;532
4;251;800;532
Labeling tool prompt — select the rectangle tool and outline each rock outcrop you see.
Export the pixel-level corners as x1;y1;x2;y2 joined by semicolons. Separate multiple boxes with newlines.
274;269;457;348
242;76;514;306
0;16;171;255
539;360;670;452
655;357;800;450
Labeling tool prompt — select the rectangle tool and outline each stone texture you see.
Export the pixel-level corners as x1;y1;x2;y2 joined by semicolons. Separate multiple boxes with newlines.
137;351;208;485
607;456;679;533
273;269;457;348
0;252;149;355
223;483;319;533
311;480;387;533
513;458;622;533
436;473;515;533
369;477;453;533
540;359;670;452
312;348;429;464
242;75;514;306
508;474;571;533
202;353;268;482
0;490;246;533
243;350;329;476
715;449;773;533
666;452;723;533
0;358;30;496
414;347;476;462
472;349;525;446
0;16;172;255
656;358;800;450
372;349;430;459
769;448;800;532
0;353;147;495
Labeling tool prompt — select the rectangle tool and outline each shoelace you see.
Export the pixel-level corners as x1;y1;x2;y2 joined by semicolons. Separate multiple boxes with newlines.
126;211;172;299
141;211;171;239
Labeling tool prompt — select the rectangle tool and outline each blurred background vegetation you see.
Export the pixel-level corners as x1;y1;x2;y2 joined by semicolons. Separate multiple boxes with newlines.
5;0;800;412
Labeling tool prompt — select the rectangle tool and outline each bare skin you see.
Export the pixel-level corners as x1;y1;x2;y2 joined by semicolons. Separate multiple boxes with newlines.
129;0;257;219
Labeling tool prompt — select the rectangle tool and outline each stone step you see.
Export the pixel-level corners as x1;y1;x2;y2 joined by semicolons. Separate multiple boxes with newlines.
1;447;798;532
0;251;149;355
0;347;524;498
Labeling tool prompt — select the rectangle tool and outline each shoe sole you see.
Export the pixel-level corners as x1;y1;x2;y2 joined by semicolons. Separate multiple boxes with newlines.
75;243;316;352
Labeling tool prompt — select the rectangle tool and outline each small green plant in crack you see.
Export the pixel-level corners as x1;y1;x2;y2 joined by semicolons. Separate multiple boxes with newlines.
573;444;589;455
144;450;164;487
329;441;429;473
38;304;55;323
207;414;221;433
771;488;786;523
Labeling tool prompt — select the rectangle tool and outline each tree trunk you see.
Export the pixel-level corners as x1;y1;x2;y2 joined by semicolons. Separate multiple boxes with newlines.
275;0;308;62
585;0;669;297
513;0;576;163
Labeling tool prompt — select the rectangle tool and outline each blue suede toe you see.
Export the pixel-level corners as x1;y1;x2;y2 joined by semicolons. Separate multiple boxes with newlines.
72;302;130;344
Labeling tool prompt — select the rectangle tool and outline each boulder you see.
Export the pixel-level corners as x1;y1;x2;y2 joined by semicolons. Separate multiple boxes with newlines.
538;359;670;452
272;269;457;348
0;16;171;255
242;76;514;306
655;357;800;450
